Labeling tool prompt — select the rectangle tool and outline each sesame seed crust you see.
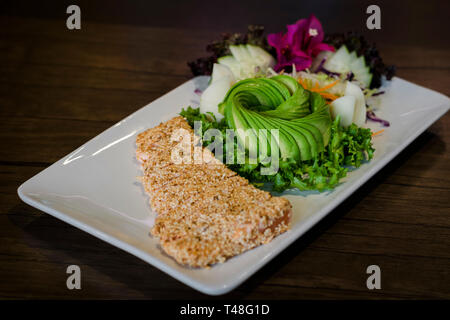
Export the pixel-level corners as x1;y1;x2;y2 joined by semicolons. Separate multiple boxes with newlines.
136;116;292;268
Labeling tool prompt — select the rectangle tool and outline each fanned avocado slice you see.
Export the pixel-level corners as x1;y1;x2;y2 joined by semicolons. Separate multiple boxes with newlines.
250;112;301;162
225;101;259;159
223;78;288;111
295;122;323;156
222;76;333;163
301;116;331;146
240;108;271;159
293;105;332;146
270;75;299;95
309;91;328;112
263;86;310;120
258;78;292;100
275;120;313;161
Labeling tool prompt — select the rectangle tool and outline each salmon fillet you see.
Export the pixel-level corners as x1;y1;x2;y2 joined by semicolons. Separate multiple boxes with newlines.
136;116;292;268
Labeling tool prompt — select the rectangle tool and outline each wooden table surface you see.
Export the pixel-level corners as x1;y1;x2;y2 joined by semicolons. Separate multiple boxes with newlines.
1;1;449;299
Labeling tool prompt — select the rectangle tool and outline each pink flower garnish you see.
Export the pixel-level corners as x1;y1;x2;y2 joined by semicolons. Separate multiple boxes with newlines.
267;14;335;72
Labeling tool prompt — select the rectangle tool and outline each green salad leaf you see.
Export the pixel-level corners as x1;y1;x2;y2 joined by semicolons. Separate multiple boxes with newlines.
180;107;375;192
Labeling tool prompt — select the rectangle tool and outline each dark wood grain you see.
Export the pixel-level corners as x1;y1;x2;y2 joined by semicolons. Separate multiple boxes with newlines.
0;1;449;299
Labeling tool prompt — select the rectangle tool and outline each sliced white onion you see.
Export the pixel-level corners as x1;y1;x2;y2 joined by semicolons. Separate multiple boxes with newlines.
211;63;235;84
200;78;231;121
345;81;366;126
330;95;356;127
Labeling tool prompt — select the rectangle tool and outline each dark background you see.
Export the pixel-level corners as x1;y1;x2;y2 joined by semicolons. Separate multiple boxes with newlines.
0;0;449;299
2;0;449;45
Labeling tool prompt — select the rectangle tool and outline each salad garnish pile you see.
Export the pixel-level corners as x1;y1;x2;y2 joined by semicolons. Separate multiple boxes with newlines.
183;15;394;192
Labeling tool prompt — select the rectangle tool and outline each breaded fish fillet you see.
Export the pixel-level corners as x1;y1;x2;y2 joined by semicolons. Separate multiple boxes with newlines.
136;116;292;267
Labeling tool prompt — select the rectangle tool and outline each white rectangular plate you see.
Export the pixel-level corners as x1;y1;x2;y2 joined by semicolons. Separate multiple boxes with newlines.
18;76;449;295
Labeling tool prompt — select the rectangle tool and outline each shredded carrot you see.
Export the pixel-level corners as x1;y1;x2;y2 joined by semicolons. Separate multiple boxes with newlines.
298;78;306;89
372;129;385;137
316;80;339;91
319;92;339;100
297;77;339;102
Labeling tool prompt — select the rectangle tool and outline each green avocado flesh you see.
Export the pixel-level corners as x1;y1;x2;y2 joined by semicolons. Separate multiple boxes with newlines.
221;75;332;162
